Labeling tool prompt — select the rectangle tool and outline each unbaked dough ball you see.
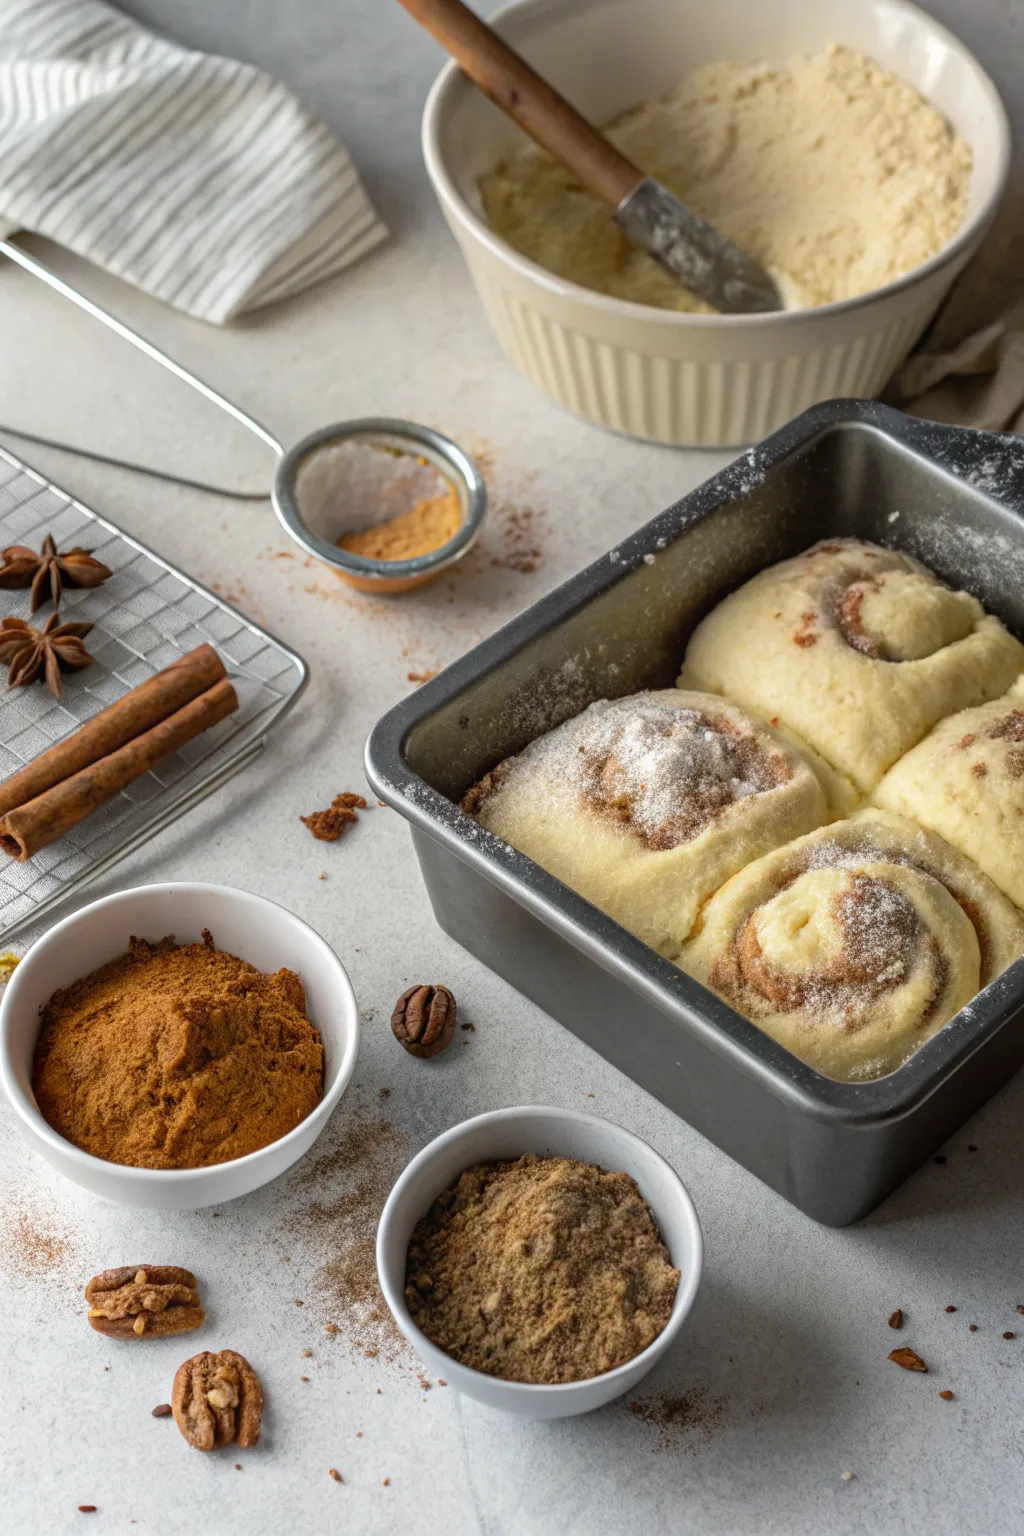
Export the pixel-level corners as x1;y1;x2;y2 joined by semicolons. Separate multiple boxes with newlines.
678;540;1024;801
679;809;1024;1082
874;675;1024;910
461;690;829;959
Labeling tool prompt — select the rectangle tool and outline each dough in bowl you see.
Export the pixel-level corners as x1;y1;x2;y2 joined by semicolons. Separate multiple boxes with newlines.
680;809;1024;1082
678;540;1024;803
874;675;1024;910
461;690;829;959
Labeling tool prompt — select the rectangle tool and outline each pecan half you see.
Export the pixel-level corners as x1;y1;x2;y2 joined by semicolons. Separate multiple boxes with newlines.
172;1350;262;1452
85;1266;204;1339
391;984;456;1058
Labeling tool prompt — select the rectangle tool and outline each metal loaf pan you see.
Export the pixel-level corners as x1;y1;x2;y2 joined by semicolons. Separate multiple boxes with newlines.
365;401;1024;1226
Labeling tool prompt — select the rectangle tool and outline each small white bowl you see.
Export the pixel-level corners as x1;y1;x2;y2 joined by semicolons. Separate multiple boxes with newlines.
423;0;1010;447
0;883;359;1209
376;1106;703;1418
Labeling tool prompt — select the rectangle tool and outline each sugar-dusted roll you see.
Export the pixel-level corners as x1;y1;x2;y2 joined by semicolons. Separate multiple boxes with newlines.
874;675;1024;910
461;690;829;959
678;540;1024;801
680;809;1024;1082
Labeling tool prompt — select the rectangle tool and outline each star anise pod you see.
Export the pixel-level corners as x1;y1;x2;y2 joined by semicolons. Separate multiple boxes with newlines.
0;614;95;699
0;534;111;612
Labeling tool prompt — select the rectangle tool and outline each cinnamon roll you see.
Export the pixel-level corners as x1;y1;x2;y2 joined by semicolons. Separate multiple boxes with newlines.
461;691;829;959
678;540;1024;803
680;809;1024;1081
874;675;1024;910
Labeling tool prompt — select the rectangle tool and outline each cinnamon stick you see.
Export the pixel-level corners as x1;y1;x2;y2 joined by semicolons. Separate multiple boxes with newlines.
0;678;238;860
0;643;227;820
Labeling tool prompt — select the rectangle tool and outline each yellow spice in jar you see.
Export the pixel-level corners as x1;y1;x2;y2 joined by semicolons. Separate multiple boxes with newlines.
339;487;462;562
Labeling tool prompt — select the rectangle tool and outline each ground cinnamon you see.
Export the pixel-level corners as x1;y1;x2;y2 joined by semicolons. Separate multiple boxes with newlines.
338;487;461;562
32;932;322;1169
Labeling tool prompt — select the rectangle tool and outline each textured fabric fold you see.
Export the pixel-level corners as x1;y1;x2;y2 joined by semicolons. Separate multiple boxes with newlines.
0;0;387;322
889;194;1024;433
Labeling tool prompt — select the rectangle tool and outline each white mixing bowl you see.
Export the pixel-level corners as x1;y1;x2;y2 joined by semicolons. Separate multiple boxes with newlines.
376;1106;703;1418
423;0;1010;447
0;883;360;1209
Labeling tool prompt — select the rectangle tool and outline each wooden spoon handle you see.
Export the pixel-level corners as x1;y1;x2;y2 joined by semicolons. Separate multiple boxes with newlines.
398;0;642;207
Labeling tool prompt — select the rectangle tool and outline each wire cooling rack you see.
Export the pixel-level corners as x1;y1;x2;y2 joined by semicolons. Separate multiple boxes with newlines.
0;445;307;944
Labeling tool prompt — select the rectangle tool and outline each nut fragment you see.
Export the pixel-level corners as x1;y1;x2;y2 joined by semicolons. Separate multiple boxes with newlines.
391;984;456;1058
889;1346;928;1372
84;1266;204;1340
172;1350;262;1452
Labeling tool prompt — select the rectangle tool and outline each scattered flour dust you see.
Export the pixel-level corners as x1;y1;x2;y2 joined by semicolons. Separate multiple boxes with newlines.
481;43;971;312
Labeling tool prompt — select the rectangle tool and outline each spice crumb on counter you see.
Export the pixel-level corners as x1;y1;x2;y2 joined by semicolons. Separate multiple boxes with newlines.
889;1347;928;1372
301;791;367;842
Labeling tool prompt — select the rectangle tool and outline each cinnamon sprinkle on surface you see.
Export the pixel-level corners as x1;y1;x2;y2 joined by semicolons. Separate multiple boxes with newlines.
301;792;367;842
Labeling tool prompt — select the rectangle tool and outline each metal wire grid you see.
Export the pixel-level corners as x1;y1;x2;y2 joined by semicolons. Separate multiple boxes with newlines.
0;445;307;944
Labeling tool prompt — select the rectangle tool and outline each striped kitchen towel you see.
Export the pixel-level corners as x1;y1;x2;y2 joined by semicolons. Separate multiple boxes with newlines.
0;0;388;323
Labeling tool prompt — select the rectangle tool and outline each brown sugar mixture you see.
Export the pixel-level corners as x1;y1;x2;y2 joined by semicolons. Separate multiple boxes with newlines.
31;932;323;1169
338;487;461;563
404;1154;680;1383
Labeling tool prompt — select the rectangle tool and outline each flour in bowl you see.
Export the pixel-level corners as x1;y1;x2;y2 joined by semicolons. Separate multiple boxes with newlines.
479;43;972;313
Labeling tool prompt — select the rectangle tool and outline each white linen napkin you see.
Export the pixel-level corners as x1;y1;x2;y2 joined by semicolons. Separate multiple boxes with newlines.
0;0;388;323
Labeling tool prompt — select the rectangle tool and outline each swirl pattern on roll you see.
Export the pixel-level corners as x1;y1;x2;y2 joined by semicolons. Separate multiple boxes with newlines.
678;540;1024;804
874;675;1024;910
679;809;1024;1081
461;690;829;959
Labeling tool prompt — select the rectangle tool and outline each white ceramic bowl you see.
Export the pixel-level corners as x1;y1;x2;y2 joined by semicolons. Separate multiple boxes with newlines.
423;0;1010;447
0;883;359;1209
376;1106;703;1418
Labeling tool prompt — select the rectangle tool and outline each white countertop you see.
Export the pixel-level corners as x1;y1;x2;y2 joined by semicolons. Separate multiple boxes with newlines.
2;2;1023;1532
